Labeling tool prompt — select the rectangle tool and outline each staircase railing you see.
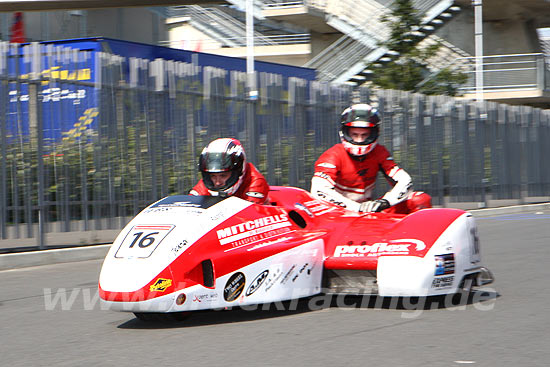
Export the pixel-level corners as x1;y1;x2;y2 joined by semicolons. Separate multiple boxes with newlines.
305;35;379;80
420;35;472;72
325;0;391;42
456;53;550;93
162;33;311;50
301;0;463;82
171;5;277;46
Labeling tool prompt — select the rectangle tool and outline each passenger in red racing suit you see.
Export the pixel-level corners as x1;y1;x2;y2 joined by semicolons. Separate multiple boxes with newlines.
311;104;431;214
190;138;269;204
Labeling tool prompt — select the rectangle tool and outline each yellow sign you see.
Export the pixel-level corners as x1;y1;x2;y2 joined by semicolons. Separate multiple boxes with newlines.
21;66;92;85
150;278;173;292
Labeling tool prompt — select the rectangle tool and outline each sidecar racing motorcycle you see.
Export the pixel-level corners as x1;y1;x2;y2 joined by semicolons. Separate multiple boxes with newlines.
98;186;493;319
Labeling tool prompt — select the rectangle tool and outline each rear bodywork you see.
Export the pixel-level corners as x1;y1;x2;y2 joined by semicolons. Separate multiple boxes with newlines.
99;186;493;313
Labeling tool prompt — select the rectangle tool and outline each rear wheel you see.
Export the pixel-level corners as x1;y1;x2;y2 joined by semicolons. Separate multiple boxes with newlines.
133;311;190;322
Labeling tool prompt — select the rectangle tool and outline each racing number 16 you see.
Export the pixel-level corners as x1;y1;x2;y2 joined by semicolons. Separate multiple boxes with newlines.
115;224;175;258
129;232;159;248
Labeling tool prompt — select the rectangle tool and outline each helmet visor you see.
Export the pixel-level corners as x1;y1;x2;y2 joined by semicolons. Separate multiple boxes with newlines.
342;126;379;145
341;109;380;127
200;152;232;172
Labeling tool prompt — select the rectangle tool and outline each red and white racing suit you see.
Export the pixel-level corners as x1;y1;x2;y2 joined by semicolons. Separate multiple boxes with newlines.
190;162;270;204
311;143;431;214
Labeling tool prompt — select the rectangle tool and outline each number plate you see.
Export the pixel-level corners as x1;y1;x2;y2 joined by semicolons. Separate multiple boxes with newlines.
115;224;175;259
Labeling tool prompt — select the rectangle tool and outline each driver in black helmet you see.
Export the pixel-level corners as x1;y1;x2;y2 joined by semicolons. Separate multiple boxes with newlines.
190;138;269;204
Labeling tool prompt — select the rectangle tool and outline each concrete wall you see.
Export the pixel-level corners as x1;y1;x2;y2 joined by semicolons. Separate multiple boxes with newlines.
209;44;310;66
2;8;167;45
483;18;542;55
436;5;544;57
447;0;549;56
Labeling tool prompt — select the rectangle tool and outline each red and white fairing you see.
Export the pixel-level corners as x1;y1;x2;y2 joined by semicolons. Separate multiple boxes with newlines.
99;194;325;313
99;187;492;314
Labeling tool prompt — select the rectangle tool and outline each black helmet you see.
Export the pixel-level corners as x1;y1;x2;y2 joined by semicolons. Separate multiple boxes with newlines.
339;103;381;156
199;138;246;195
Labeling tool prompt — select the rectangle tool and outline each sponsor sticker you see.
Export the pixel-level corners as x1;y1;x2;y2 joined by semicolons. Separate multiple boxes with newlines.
264;266;283;292
280;265;296;285
303;199;338;216
150;278;172;292
171;239;188;257
333;239;426;257
434;253;455;275
431;275;454;289
246;236;294;251
292;263;309;282
192;293;219;303
218;215;295;251
306;261;316;275
209;211;226;221
143;207;171;214
223;228;293;252
217;214;291;245
245;270;269;296
224;272;246;302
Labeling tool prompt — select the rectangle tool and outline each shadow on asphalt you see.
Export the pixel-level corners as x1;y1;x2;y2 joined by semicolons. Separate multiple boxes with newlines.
117;289;500;329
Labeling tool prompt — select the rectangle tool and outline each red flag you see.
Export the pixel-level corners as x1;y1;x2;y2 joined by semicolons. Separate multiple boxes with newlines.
10;12;26;43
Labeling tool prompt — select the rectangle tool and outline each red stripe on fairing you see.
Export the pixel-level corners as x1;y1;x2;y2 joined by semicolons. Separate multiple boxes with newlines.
134;225;173;231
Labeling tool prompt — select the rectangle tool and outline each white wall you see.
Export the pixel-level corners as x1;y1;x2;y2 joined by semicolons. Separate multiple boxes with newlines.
166;19;222;51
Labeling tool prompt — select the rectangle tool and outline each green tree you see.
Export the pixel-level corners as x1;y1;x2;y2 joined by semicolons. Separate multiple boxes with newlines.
370;0;466;96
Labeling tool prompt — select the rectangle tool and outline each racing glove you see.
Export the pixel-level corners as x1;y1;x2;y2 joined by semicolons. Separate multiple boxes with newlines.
359;199;390;213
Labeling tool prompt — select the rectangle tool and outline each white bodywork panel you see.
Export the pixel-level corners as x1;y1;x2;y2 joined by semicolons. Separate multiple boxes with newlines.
377;213;482;297
101;239;324;312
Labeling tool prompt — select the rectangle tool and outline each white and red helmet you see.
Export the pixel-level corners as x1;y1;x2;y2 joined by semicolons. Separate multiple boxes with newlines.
199;138;247;196
339;103;381;156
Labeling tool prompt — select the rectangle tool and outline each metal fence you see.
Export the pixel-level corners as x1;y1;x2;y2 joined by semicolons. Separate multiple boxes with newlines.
1;42;550;250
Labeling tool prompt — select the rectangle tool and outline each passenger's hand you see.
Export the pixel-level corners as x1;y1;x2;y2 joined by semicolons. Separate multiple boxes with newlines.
359;199;390;213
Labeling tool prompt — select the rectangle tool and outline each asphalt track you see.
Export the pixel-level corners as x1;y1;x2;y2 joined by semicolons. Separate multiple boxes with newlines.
1;209;549;366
